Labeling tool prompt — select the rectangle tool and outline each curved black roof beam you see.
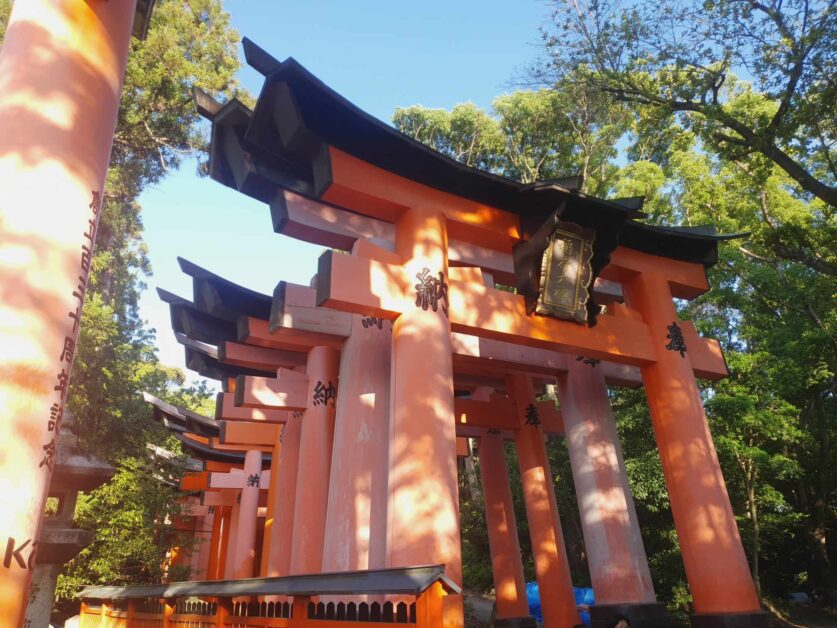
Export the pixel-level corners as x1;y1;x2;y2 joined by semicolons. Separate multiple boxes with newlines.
178;257;272;321
143;391;219;438
197;41;744;273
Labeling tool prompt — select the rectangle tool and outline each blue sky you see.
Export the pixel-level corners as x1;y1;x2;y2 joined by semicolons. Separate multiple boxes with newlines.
138;0;551;379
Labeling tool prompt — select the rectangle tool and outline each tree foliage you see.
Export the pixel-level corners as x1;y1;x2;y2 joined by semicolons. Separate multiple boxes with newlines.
537;0;836;207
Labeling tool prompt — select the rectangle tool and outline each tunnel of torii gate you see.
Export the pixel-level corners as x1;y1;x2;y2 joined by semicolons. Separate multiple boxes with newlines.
131;163;765;628
133;36;769;628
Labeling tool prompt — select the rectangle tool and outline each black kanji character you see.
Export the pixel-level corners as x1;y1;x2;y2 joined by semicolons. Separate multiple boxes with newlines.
665;322;687;357
524;404;541;426
361;316;384;329
54;370;69;398
38;439;56;470
246;473;260;488
80;245;92;274
89;190;101;215
414;268;449;316
72;276;85;302
48;402;63;432
59;336;75;363
312;380;337;407
68;305;81;334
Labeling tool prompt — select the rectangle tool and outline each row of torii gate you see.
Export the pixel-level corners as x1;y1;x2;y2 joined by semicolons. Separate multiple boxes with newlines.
0;1;765;623
130;38;767;628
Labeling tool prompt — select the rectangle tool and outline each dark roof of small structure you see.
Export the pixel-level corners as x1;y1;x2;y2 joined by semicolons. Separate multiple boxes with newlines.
78;564;460;599
196;38;744;268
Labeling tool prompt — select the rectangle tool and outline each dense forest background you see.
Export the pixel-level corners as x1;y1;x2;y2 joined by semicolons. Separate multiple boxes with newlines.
1;0;834;624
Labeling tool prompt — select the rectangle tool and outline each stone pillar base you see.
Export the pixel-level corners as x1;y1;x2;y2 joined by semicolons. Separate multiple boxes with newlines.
493;616;537;628
589;602;670;627
691;611;770;627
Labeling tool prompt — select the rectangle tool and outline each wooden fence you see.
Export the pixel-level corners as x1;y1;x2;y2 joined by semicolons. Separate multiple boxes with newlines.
77;565;456;628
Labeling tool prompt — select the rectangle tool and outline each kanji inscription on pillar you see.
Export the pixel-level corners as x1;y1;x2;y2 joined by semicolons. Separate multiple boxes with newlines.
665;321;687;357
361;316;385;329
312;381;337;407
524;404;541;426
534;222;594;324
414;268;449;316
246;474;260;488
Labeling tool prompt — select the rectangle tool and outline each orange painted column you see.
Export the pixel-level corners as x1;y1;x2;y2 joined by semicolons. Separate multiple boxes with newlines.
267;411;303;576
323;312;391;572
289;346;340;574
223;494;241;579
206;507;224;580
508;374;579;628
191;511;214;580
0;0;137;620
624;271;762;619
232;450;262;579
387;208;462;628
478;436;530;619
471;387;529;620
215;506;231;580
558;360;656;604
260;430;283;576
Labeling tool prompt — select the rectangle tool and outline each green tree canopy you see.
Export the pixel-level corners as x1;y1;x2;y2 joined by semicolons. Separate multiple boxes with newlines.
537;0;836;207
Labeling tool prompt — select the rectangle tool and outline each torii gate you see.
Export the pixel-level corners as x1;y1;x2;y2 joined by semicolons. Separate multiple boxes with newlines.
0;1;156;620
145;393;277;581
194;39;765;628
162;247;736;627
168;209;737;625
162;258;661;627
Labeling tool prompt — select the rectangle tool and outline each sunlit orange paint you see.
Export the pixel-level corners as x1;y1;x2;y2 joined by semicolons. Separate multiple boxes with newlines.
0;0;136;621
387;208;463;628
471;388;529;620
289;346;340;574
324;148;521;251
508;374;579;628
624;271;761;614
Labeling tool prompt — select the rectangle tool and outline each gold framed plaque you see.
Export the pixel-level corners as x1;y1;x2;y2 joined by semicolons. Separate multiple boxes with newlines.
534;222;595;324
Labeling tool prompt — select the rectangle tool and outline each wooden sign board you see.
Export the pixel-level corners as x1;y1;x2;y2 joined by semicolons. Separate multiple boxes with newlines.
535;222;594;324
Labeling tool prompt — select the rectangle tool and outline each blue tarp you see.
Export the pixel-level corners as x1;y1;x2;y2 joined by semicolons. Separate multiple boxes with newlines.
525;582;594;625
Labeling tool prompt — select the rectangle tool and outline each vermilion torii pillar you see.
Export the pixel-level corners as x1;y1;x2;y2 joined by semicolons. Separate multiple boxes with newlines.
0;1;151;621
558;359;658;615
235;351;340;576
388;208;463;628
322;309;391;573
507;374;579;628
470;388;530;626
214;419;286;579
624;260;762;621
